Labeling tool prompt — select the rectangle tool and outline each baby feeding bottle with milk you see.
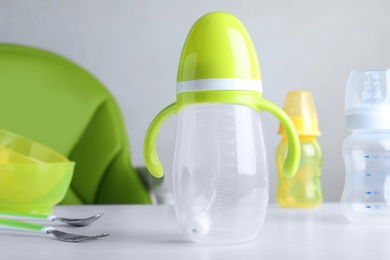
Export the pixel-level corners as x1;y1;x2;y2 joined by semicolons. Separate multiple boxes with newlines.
276;91;323;208
144;12;301;245
342;69;390;224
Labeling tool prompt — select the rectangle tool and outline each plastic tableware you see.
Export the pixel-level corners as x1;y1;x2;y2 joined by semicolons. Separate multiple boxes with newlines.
144;12;300;245
0;129;74;214
276;90;323;208
342;69;390;224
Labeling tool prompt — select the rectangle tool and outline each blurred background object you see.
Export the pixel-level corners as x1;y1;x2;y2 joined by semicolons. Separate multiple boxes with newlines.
0;44;151;205
277;90;323;207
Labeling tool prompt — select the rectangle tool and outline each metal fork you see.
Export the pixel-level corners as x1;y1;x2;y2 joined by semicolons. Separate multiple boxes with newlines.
48;229;109;242
0;217;109;242
0;211;103;227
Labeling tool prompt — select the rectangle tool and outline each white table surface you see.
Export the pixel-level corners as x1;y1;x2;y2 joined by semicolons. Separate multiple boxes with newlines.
1;203;389;260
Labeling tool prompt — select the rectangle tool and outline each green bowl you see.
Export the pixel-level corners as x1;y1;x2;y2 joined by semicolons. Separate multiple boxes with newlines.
0;129;74;214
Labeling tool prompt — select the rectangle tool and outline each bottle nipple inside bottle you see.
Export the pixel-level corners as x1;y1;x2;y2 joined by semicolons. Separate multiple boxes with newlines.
362;72;384;105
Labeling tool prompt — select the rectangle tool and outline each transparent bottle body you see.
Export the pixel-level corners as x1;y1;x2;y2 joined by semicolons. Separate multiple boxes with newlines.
276;136;323;208
172;104;269;245
342;130;390;224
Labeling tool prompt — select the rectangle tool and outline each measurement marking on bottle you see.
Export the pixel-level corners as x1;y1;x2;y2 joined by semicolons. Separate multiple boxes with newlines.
366;191;380;195
365;205;381;209
223;151;235;157
227;162;235;168
364;155;380;159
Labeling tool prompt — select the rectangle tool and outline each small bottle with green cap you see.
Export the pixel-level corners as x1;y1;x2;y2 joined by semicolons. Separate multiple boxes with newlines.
276;90;323;208
144;12;301;245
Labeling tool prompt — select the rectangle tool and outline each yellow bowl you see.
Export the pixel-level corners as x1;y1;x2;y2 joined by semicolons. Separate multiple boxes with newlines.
0;129;74;214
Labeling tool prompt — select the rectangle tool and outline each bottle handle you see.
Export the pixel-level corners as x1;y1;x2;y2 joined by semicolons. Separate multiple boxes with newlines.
144;102;177;178
256;98;300;177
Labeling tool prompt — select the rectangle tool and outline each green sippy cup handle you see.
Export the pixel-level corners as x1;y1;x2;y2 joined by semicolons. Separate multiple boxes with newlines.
144;102;177;178
256;98;300;177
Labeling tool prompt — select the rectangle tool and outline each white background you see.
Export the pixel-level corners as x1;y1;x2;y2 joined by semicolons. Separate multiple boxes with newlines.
1;0;390;202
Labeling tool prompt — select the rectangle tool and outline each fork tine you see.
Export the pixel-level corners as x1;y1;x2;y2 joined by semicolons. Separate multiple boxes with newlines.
48;229;109;242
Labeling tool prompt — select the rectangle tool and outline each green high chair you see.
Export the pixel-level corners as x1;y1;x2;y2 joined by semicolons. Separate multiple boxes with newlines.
0;44;152;204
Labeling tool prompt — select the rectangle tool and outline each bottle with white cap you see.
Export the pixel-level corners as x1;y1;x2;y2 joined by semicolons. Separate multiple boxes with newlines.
342;69;390;224
144;12;301;245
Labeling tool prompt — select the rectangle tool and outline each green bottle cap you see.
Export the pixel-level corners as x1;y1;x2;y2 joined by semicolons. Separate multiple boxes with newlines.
176;12;262;93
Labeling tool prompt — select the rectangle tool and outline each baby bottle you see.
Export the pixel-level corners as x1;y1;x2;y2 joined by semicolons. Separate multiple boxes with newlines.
342;69;390;224
144;12;301;245
276;91;323;208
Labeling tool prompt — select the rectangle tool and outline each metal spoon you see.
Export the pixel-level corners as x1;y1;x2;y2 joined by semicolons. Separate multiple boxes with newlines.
0;211;103;227
49;213;103;227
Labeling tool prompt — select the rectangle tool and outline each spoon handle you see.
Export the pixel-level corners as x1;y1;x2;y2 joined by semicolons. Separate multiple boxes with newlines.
0;217;54;233
0;211;55;221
